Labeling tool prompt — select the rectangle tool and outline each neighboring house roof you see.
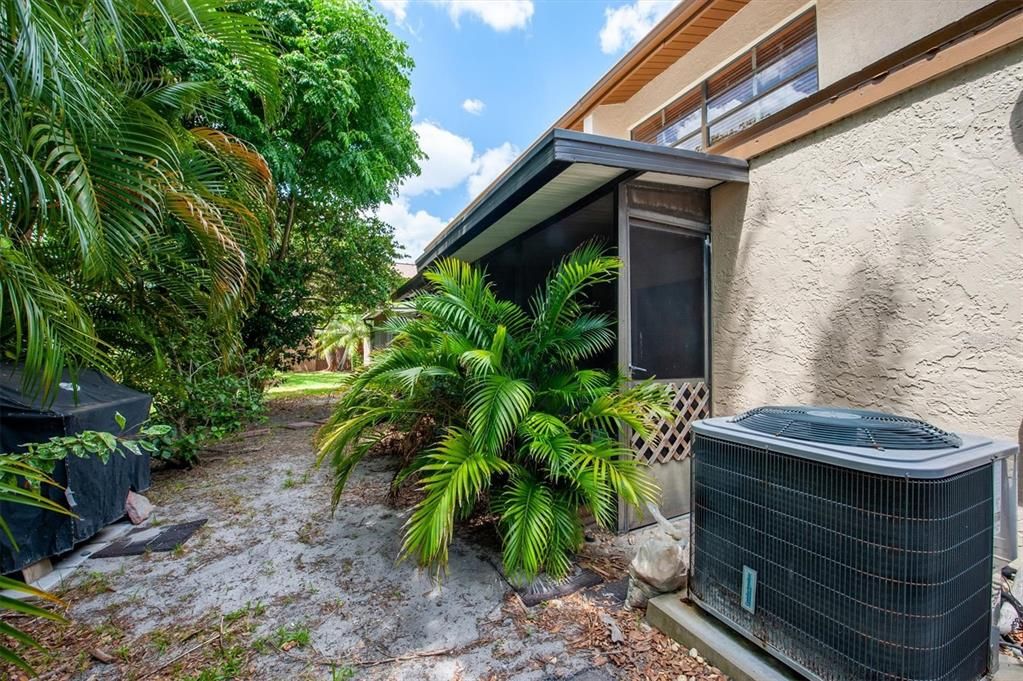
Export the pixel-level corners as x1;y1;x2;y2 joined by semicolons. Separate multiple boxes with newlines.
394;262;417;279
406;129;747;284
556;0;750;130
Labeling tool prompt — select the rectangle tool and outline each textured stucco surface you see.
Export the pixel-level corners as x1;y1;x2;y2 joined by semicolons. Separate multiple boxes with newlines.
709;45;1023;439
816;0;990;87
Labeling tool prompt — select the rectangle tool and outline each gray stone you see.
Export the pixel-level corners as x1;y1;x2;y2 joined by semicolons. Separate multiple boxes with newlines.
1012;570;1023;605
599;612;624;643
1000;602;1018;636
625;575;661;609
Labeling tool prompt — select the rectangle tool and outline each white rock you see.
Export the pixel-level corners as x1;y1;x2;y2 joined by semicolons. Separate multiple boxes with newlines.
125;490;153;525
629;534;689;593
689;648;699;657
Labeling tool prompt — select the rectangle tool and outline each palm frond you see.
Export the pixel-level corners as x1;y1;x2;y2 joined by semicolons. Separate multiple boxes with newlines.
528;243;620;355
569;438;660;515
467;374;533;454
573;380;674;440
0;455;70;674
401;428;509;572
495;471;554;581
0;245;111;399
545;490;586;579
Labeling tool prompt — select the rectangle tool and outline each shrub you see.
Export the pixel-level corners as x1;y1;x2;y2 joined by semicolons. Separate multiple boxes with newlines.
317;245;674;580
121;322;270;464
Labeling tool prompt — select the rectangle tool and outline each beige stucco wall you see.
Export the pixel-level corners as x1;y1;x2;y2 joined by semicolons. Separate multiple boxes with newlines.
586;0;994;140
710;44;1023;439
816;0;991;87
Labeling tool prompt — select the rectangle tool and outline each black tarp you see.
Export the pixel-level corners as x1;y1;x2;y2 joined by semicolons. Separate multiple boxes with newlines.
0;366;152;573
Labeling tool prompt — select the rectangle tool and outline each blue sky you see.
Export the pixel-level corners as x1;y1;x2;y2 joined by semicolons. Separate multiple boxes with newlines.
374;0;680;261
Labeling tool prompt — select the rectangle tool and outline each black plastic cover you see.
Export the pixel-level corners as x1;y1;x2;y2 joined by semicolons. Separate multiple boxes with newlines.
0;365;152;573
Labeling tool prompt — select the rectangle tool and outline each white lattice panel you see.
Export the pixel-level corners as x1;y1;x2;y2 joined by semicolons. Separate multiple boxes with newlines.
631;381;709;464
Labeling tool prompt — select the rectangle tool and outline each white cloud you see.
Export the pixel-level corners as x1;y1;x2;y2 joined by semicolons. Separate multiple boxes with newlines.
599;0;679;54
377;197;447;259
378;122;520;258
467;142;519;198
401;122;477;197
462;98;486;115
432;0;534;31
378;0;408;23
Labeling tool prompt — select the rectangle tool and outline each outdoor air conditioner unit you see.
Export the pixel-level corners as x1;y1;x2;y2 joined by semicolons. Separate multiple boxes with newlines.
690;406;1019;681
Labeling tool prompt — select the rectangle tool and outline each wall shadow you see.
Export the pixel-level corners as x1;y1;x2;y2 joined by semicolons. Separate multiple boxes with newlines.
808;220;931;416
709;181;756;413
1010;87;1023;155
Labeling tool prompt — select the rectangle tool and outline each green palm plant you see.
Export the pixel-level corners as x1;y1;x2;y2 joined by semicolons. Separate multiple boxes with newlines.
0;0;279;398
317;245;674;581
0;457;72;674
314;308;372;370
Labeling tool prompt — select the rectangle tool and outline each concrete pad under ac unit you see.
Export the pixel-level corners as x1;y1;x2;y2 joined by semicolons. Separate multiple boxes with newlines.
645;594;800;681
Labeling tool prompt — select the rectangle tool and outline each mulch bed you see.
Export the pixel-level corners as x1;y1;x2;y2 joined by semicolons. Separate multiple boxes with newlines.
503;591;726;681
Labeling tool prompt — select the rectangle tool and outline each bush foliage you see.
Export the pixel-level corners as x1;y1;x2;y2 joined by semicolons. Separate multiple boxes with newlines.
317;246;674;580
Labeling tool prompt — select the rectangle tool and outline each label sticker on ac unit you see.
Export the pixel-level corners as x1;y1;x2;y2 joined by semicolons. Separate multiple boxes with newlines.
741;566;757;614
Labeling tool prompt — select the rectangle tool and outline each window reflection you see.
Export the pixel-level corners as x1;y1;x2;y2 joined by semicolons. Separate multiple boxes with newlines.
631;10;818;150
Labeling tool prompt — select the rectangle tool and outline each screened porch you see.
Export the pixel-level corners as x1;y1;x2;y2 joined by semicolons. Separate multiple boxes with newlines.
403;129;749;530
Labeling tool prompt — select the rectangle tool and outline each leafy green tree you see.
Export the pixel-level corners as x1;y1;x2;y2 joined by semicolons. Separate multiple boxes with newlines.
160;0;421;340
317;246;674;580
0;0;280;397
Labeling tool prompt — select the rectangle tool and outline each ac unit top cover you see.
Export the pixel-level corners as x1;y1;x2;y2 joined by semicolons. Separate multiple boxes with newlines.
693;406;1018;479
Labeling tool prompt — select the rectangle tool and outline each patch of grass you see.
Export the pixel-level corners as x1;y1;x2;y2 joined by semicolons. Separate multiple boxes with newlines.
224;601;266;622
330;666;357;681
267;371;347;399
188;645;247;681
296;519;321;545
92;620;123;639
77;571;113;597
272;623;311;650
150;629;173;654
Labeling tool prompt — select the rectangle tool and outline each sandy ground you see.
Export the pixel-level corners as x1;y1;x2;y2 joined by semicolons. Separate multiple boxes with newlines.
4;396;725;681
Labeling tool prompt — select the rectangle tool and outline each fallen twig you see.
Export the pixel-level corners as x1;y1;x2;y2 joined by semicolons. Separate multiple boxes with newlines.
140;633;220;678
203;445;265;455
356;647;456;667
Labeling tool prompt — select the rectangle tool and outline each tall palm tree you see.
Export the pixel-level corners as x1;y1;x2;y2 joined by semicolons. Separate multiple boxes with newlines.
315;308;372;371
0;0;280;398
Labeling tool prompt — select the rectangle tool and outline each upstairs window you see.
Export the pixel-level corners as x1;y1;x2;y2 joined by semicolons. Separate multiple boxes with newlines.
631;10;818;150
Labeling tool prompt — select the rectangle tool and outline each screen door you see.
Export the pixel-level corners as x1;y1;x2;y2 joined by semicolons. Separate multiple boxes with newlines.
619;218;711;531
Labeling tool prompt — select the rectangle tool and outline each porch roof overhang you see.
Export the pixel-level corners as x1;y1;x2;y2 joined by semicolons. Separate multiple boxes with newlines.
407;129;748;291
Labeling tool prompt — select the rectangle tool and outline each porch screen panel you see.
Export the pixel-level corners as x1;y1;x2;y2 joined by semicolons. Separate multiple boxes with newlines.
629;226;704;380
477;191;617;368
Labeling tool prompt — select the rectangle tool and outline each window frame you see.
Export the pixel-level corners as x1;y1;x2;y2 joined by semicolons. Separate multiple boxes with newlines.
631;8;819;151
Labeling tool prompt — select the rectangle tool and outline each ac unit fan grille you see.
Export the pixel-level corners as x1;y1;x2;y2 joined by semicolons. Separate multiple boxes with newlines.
691;435;993;681
732;406;962;450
